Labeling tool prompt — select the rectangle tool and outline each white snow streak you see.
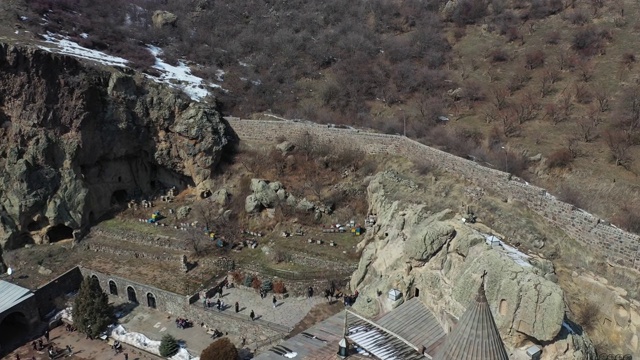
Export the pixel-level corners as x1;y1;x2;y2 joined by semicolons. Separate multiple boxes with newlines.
145;45;220;102
38;33;129;67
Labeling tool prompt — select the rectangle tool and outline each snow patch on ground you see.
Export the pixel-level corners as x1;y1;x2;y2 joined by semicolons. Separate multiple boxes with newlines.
483;234;532;268
80;33;89;39
110;325;198;360
215;69;225;82
38;33;129;67
145;45;221;102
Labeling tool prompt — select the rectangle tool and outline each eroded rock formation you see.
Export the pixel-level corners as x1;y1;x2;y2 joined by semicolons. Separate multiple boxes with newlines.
0;43;234;251
351;171;596;359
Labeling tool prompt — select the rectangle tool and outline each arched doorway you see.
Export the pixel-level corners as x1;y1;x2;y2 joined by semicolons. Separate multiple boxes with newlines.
147;293;157;309
109;280;118;296
127;286;137;303
0;312;30;350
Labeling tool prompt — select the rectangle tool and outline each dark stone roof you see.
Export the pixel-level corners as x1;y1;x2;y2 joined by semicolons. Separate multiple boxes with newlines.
433;276;509;360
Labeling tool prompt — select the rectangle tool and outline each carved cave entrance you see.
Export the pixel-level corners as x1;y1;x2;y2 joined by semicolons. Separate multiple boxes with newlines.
147;293;156;309
46;224;74;242
127;286;137;303
109;281;118;296
0;312;30;350
111;189;128;206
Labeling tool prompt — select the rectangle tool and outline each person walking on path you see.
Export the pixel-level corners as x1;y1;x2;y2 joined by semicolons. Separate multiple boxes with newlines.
124;353;129;360
272;295;277;308
66;345;72;354
218;287;223;298
32;341;37;350
44;329;50;343
235;301;239;313
250;310;255;321
203;297;207;308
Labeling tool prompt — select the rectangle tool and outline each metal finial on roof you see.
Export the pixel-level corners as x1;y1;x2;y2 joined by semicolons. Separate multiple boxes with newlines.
476;271;488;303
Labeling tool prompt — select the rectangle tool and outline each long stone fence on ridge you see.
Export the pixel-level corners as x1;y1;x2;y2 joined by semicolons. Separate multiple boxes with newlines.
227;118;640;271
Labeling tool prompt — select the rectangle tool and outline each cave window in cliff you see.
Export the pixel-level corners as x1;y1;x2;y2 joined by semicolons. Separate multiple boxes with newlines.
46;224;74;242
111;189;129;205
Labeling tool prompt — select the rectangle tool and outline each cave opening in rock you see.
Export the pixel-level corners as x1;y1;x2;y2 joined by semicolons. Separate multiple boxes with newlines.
111;189;128;205
46;224;74;242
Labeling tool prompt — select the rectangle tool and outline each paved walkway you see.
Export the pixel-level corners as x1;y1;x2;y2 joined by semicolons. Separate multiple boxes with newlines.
199;286;327;331
4;325;162;360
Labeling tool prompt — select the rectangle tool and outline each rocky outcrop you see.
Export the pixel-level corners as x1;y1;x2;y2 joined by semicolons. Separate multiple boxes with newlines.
0;43;235;250
350;171;595;359
152;10;178;28
244;178;328;215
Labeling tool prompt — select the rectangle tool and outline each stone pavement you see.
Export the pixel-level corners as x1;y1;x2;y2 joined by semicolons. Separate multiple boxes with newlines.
117;287;326;356
4;325;162;360
199;285;327;331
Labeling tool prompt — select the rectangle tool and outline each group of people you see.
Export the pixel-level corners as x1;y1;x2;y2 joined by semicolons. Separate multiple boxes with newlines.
64;324;76;332
175;318;193;329
25;329;74;360
344;290;359;306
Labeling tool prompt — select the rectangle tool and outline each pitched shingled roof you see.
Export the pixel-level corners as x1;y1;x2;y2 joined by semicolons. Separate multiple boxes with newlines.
433;274;509;360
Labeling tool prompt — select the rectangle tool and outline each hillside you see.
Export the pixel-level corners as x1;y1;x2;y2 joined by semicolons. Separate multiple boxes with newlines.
4;0;638;235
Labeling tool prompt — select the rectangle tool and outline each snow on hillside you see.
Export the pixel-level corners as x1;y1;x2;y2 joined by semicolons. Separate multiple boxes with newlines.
36;34;221;102
145;45;221;102
111;325;198;360
484;234;532;268
38;33;129;67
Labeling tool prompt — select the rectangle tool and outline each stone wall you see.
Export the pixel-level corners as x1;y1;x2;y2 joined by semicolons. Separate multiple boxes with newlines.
79;266;188;315
228;118;640;271
34;266;83;318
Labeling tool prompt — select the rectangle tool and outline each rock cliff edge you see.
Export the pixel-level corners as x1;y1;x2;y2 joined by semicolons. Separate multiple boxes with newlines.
350;171;595;359
0;42;234;255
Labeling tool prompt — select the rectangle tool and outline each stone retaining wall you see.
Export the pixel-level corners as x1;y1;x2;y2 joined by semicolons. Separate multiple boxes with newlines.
228;119;640;271
79;266;188;315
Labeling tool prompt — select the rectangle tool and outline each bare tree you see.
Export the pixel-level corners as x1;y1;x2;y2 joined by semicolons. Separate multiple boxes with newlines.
490;85;510;110
604;130;633;168
594;88;610;112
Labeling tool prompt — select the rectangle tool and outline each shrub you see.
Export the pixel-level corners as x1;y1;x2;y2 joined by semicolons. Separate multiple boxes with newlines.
575;301;600;332
273;281;287;294
230;271;244;284
261;279;273;292
243;275;254;288
159;334;179;357
200;338;238;360
547;148;574;168
572;27;602;56
546;30;561;44
451;0;489;25
525;49;545;69
489;48;510;63
251;277;262;290
565;9;590;25
612;204;640;233
575;84;593;104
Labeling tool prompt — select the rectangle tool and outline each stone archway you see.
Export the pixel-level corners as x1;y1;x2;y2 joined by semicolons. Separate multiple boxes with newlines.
127;286;137;303
147;293;157;309
109;280;118;296
0;312;30;350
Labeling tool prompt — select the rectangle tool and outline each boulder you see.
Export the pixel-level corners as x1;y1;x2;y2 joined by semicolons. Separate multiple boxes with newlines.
276;141;294;153
297;198;315;212
212;188;229;206
177;206;191;219
245;195;261;213
349;172;592;355
276;189;287;201
152;10;178;28
250;179;279;208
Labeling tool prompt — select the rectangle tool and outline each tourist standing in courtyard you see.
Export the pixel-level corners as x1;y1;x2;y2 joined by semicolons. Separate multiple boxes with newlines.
272;295;277;308
44;329;49;342
235;301;239;313
250;310;255;321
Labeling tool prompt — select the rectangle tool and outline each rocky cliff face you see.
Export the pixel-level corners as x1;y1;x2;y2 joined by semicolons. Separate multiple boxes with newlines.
0;42;234;255
351;171;595;359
